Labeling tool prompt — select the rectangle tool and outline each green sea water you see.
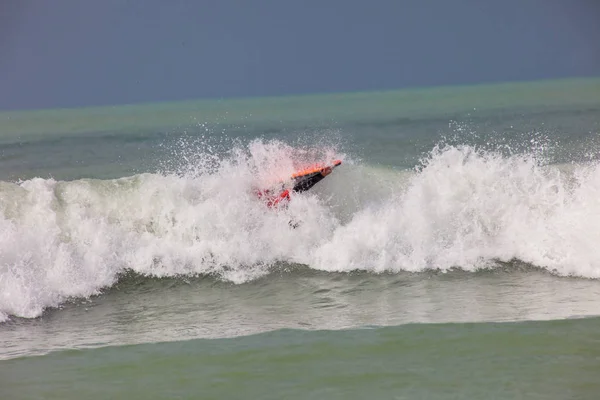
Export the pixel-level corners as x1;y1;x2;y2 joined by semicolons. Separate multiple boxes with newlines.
1;78;600;399
1;78;599;180
2;318;600;399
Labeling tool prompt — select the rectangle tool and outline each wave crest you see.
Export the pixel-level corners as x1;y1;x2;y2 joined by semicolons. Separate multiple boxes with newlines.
2;140;600;321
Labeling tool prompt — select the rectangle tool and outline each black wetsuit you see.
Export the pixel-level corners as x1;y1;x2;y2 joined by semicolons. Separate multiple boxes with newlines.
287;171;328;229
292;172;326;193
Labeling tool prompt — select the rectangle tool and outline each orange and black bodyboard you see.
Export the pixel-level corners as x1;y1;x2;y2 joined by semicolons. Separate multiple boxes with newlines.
291;159;342;193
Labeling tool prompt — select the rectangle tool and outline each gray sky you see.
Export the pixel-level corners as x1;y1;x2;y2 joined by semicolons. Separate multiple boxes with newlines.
1;0;599;110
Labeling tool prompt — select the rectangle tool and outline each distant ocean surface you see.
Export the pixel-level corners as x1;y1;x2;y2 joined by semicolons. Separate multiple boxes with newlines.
1;78;600;399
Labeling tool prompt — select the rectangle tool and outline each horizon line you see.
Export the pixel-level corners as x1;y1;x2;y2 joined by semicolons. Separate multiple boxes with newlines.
2;75;599;114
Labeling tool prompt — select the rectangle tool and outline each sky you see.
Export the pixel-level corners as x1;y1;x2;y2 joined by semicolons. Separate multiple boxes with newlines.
1;0;599;110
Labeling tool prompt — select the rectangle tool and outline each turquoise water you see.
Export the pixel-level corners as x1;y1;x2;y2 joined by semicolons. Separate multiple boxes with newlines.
2;318;600;399
1;78;599;180
1;78;600;398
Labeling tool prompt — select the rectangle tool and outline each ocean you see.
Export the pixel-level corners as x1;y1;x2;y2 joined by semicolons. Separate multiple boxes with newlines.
1;78;600;399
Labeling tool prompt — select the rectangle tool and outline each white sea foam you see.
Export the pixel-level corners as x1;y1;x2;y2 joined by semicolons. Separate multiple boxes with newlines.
313;145;600;276
1;140;600;321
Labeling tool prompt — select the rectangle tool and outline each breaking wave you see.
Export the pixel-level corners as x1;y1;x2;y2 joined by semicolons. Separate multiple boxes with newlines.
2;138;600;321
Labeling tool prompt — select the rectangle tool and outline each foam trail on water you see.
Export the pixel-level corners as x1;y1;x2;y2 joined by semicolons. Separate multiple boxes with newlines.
2;140;600;322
